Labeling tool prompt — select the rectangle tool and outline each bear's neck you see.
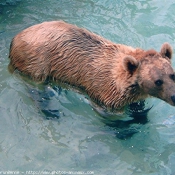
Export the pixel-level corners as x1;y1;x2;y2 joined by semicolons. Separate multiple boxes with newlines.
89;77;146;112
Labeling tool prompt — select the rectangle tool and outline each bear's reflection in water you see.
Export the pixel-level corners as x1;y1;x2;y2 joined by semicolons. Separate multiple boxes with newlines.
28;85;62;119
28;85;151;140
102;101;152;139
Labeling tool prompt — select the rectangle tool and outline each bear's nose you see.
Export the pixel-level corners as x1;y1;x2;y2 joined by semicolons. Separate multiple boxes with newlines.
171;95;175;104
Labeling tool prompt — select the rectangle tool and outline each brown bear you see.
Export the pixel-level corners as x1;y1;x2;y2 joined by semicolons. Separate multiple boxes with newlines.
8;21;175;111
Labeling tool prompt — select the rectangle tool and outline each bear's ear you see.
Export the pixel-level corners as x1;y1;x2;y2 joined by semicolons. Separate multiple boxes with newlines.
160;42;173;60
123;56;139;74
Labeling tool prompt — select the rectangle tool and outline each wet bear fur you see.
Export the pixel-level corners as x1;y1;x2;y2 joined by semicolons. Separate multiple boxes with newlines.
9;21;175;112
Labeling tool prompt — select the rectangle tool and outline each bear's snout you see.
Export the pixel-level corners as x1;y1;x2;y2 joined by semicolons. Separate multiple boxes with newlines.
171;95;175;104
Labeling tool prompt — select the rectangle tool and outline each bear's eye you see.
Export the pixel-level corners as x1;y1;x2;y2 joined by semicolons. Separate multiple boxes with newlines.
155;79;163;86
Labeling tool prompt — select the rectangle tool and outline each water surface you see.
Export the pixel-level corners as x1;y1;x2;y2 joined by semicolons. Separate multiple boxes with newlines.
1;0;175;174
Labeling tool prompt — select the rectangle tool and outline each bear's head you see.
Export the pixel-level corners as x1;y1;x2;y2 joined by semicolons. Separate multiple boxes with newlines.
123;43;175;106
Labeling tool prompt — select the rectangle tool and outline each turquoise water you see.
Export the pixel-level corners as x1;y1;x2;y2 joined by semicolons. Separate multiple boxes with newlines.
1;0;175;174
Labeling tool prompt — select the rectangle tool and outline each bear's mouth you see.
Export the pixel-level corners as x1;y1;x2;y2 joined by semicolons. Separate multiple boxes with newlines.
170;95;175;106
159;95;175;106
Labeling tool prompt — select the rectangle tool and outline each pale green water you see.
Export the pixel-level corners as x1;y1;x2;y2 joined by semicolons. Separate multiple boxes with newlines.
1;0;175;174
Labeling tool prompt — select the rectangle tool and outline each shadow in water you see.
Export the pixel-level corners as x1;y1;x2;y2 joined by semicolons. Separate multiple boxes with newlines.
28;85;62;120
104;101;152;139
27;84;152;139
